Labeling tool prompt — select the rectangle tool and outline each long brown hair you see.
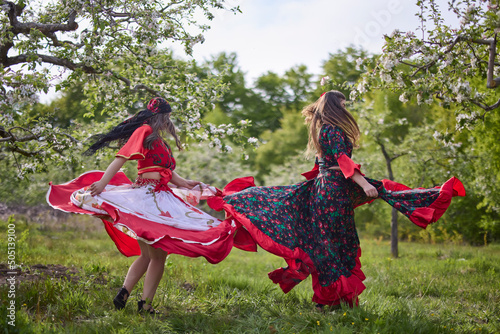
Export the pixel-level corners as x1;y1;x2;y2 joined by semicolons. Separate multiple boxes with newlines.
144;113;182;150
302;90;360;157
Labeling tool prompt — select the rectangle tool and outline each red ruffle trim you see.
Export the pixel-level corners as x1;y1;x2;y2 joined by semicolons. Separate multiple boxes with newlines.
337;154;364;178
311;248;365;307
301;163;319;180
215;176;365;306
413;177;465;228
382;177;466;229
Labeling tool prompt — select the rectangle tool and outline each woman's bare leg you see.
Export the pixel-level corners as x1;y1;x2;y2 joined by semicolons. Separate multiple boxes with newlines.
122;240;151;293
141;245;168;304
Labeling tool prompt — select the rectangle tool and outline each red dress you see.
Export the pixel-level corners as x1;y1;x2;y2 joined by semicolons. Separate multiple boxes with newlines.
47;125;236;264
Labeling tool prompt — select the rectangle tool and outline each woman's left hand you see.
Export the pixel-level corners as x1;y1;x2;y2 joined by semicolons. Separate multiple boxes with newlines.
362;184;378;198
89;181;106;196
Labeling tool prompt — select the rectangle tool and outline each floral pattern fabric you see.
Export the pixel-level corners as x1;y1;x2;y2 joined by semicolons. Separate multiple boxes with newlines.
224;123;463;304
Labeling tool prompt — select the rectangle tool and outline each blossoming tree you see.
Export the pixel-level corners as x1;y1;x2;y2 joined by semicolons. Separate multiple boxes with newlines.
353;0;499;133
0;0;255;176
352;0;500;243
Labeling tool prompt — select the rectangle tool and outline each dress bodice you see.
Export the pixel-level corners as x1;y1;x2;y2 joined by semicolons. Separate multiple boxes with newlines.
317;124;353;171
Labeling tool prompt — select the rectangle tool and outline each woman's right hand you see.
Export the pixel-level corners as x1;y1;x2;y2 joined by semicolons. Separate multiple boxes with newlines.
363;184;378;198
89;181;106;196
181;179;201;190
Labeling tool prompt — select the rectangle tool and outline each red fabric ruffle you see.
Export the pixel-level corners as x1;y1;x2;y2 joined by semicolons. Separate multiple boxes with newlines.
47;171;141;256
408;176;465;228
311;248;365;307
300;154;364;180
381;177;466;229
47;170;132;215
337;154;364;178
301;163;319;180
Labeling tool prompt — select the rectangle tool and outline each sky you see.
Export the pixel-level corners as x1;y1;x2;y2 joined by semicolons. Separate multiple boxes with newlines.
175;0;459;83
40;0;460;102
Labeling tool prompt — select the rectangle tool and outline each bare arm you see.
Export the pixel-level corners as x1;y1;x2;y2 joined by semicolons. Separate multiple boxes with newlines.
351;171;378;198
170;171;201;189
89;157;127;196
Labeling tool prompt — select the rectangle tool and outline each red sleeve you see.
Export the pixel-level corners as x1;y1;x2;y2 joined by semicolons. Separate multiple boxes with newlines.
337;154;364;179
116;125;152;160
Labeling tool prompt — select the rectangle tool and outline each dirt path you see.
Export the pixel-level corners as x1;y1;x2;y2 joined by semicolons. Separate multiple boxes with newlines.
0;263;82;284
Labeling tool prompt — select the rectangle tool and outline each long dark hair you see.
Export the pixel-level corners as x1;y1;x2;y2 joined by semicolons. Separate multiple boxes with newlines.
143;113;182;150
84;97;181;155
302;90;360;157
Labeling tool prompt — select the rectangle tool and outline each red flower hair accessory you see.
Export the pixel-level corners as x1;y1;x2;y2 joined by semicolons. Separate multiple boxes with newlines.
147;97;172;114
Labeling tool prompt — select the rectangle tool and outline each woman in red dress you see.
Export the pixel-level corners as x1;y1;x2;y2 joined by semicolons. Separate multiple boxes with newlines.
47;97;236;314
217;91;465;309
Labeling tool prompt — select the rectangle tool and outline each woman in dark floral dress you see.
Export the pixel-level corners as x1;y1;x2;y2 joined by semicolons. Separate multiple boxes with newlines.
215;90;465;308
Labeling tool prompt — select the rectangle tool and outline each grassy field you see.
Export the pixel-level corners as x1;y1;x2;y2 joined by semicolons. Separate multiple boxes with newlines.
0;215;499;334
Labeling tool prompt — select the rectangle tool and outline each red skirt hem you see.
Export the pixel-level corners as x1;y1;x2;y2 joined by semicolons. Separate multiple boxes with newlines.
382;176;466;229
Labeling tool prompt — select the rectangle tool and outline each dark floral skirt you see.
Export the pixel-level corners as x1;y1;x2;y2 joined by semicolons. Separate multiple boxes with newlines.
218;170;465;306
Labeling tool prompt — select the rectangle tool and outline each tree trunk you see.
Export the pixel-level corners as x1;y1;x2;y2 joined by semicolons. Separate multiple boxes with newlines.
379;142;399;258
391;207;398;258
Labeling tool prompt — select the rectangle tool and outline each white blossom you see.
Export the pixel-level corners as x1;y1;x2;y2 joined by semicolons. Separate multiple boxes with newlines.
399;93;408;103
355;58;364;70
380;73;392;83
320;76;330;86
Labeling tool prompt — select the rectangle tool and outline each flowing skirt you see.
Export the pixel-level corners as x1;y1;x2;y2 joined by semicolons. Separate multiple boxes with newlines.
47;171;236;264
211;170;465;306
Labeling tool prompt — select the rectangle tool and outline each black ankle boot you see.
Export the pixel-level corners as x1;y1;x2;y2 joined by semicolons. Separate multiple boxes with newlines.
315;303;325;311
138;300;158;315
113;287;129;310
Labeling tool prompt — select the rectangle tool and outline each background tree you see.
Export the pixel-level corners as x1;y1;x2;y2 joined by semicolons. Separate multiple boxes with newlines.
351;0;500;243
353;0;499;118
319;46;373;97
0;0;254;177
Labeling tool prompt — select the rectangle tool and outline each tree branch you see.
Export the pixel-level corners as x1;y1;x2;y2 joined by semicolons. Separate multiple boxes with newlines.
0;125;78;146
45;31;84;48
10;10;78;35
410;35;464;77
9;145;40;157
103;71;161;96
471;97;500;119
133;84;160;96
390;152;408;161
486;34;498;89
4;53;99;73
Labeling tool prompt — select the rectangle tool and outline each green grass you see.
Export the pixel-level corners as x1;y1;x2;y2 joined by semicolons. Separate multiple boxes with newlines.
0;216;499;333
